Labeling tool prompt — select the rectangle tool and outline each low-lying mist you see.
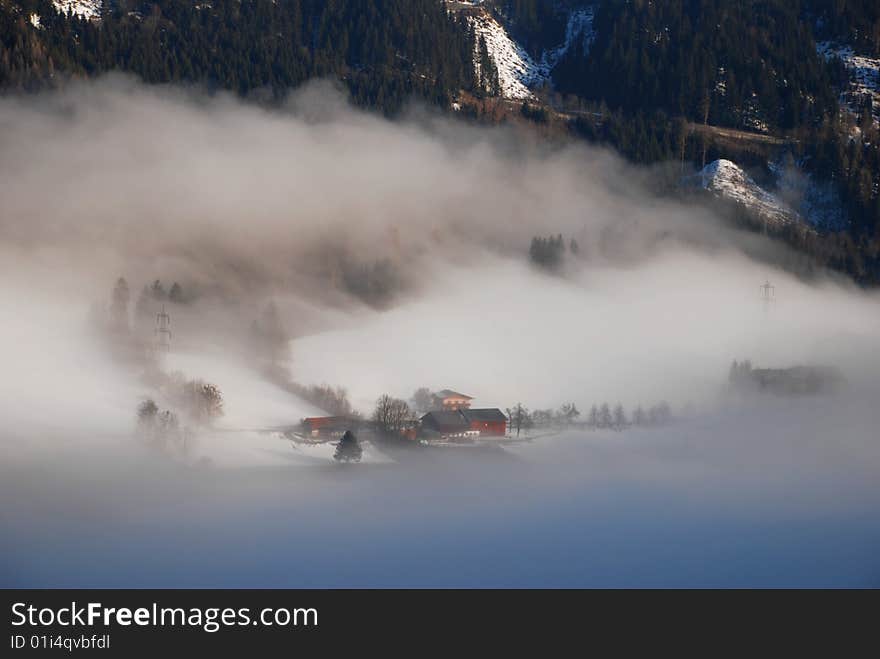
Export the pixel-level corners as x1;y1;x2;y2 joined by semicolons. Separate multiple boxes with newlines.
1;77;878;587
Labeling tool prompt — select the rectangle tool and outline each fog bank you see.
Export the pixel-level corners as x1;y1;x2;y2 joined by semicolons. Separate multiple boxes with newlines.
1;78;879;587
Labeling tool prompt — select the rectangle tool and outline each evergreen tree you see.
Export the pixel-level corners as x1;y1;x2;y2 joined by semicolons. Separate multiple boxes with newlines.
598;403;613;429
334;430;363;463
169;282;183;303
110;276;130;331
613;403;627;430
587;405;599;428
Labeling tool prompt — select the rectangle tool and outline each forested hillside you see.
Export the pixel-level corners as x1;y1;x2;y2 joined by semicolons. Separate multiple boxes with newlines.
0;0;474;112
808;0;880;56
554;0;837;133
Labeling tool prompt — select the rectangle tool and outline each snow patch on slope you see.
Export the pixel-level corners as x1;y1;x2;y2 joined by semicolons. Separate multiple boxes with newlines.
695;159;798;230
694;158;846;232
469;5;595;100
52;0;101;20
816;41;880;125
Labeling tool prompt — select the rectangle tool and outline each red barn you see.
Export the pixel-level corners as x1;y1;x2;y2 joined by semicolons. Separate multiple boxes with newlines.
419;408;507;439
463;408;507;437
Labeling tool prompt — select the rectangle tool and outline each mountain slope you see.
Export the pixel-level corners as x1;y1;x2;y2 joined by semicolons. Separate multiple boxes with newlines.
467;2;594;99
693;159;799;230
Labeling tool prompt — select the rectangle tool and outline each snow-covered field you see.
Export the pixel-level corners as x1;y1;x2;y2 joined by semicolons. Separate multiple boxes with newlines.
469;5;594;99
157;350;392;468
188;430;393;469
817;41;880;125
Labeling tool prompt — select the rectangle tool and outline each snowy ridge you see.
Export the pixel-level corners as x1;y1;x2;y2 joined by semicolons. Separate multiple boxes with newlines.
816;41;880;125
469;5;594;100
52;0;101;20
695;159;798;229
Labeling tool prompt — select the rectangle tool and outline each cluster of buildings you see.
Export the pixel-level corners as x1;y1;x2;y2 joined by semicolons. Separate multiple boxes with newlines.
301;389;507;442
728;361;843;396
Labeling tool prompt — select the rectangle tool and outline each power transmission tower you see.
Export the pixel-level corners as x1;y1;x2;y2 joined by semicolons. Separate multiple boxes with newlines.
155;304;171;351
760;279;775;310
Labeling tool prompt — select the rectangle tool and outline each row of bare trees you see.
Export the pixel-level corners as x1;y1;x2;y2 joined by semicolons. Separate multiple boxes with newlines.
506;402;581;436
506;401;673;435
585;402;672;429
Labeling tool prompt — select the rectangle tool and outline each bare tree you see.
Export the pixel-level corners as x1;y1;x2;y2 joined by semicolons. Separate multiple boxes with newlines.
649;401;672;426
306;384;354;417
373;395;412;435
170;376;224;424
136;399;158;433
506;403;530;437
110;277;130;331
411;387;434;414
158;410;180;436
558;402;580;425
531;409;553;427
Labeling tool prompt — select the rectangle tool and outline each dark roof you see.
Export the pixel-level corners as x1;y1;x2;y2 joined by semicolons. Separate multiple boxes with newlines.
434;389;473;400
420;410;469;429
462;408;507;423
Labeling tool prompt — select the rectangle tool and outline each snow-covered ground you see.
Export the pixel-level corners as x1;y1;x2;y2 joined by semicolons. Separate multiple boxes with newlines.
817;41;880;126
695;159;798;230
188;430;392;468
52;0;101;20
153;350;396;468
691;158;847;232
469;5;594;99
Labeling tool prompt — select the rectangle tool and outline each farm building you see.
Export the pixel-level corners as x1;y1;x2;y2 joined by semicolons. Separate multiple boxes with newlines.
431;389;473;410
463;408;507;437
420;410;471;437
301;416;360;439
729;362;844;396
420;408;507;440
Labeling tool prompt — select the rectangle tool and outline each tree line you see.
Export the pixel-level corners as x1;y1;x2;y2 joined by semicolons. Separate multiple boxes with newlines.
529;234;578;271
